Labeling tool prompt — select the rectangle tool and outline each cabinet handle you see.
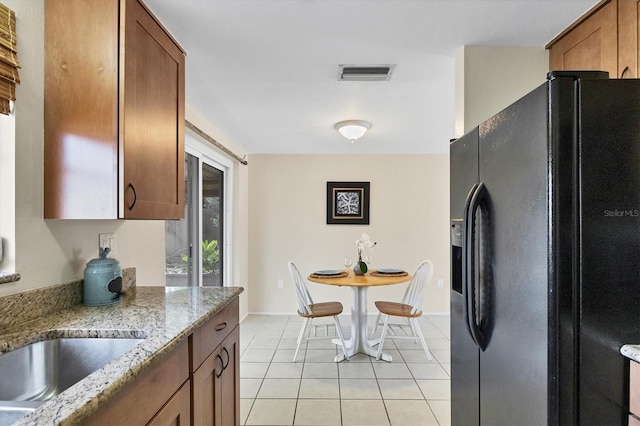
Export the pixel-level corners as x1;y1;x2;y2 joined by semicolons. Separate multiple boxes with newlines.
127;183;137;211
215;353;224;378
215;322;227;332
621;66;630;78
222;347;230;370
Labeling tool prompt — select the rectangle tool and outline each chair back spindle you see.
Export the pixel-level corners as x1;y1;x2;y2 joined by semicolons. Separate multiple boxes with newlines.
402;260;433;314
288;261;313;316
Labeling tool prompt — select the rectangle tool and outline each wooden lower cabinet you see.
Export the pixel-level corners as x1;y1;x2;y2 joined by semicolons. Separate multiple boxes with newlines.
85;340;190;425
148;381;191;426
85;298;240;425
191;326;240;426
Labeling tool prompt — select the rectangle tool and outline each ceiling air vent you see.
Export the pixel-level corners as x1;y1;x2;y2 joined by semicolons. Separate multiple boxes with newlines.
338;64;395;81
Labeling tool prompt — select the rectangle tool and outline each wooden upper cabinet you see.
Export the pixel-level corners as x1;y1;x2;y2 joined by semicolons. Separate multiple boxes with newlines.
120;0;185;219
547;0;618;76
44;0;185;219
617;0;640;78
547;0;640;79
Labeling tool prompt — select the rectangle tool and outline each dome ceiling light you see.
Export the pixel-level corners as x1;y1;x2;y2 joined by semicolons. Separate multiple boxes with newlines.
334;120;372;143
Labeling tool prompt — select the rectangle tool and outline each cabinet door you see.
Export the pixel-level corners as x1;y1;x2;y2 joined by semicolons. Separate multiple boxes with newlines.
548;1;618;75
219;327;240;426
191;327;240;426
121;0;185;219
617;0;639;77
147;381;191;426
44;0;120;219
85;340;189;425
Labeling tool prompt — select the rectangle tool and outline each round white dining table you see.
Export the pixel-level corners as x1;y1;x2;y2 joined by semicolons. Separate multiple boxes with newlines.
307;270;411;362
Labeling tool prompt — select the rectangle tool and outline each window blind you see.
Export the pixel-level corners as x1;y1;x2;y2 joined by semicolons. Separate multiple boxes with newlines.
0;3;19;115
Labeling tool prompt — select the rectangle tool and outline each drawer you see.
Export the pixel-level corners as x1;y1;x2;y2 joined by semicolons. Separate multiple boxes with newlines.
190;297;239;371
631;360;640;417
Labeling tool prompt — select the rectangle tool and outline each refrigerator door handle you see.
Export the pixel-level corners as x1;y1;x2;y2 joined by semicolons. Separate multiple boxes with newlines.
465;182;489;351
462;183;479;347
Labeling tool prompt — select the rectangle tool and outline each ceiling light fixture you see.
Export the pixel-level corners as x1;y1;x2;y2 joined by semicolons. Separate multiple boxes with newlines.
334;120;372;143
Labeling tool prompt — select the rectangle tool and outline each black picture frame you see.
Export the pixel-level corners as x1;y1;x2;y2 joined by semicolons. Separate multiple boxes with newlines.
326;181;370;225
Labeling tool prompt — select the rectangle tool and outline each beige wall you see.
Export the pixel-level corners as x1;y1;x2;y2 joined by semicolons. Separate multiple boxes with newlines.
0;1;250;322
248;154;450;314
455;45;549;136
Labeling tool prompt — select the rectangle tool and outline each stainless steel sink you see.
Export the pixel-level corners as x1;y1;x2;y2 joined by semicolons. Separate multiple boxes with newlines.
0;401;40;425
0;337;143;424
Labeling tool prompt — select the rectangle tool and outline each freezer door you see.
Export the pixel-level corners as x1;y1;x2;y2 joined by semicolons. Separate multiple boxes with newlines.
477;83;551;425
576;79;640;424
450;129;480;426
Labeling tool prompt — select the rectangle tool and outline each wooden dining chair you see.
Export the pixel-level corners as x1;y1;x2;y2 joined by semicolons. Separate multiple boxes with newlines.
287;261;349;362
370;260;434;361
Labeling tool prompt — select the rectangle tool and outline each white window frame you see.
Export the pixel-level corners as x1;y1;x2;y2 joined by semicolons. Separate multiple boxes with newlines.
185;132;234;287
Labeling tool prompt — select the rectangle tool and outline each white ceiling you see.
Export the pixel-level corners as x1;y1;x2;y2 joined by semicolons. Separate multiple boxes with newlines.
145;0;598;155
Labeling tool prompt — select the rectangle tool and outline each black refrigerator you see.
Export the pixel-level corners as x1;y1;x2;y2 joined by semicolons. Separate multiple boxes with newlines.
450;71;640;425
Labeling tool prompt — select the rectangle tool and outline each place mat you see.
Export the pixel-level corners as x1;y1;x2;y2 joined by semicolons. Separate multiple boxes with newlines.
310;271;349;279
370;270;408;277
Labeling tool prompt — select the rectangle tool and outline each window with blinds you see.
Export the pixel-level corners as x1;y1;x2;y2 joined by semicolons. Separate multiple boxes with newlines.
0;3;19;115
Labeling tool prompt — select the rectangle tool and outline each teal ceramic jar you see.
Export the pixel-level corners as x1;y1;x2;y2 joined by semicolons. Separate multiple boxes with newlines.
83;248;122;306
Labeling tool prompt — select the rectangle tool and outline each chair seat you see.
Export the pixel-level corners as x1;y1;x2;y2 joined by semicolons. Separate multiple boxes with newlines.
374;301;421;318
298;301;343;318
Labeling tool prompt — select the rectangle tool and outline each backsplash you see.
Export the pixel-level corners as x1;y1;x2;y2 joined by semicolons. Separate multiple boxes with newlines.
0;267;136;331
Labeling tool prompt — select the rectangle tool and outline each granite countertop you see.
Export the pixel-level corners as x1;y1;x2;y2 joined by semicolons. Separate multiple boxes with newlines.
621;344;640;363
0;286;243;425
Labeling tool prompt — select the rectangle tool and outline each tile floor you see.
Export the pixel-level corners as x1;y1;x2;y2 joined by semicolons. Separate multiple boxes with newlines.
239;314;451;425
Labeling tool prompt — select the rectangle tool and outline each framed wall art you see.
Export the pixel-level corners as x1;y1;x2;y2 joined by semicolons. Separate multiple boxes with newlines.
326;181;370;225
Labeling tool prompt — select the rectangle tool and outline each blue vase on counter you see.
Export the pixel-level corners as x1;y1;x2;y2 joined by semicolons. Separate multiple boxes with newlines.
84;247;123;306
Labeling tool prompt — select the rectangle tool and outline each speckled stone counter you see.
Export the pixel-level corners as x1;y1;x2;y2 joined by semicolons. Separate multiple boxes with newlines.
0;272;20;284
622;344;640;363
0;286;243;425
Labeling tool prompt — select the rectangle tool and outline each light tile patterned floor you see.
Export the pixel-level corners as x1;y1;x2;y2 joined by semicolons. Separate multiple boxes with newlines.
240;314;451;425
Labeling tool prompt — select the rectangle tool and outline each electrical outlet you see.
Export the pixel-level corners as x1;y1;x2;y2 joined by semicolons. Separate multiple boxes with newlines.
277;279;283;289
437;278;444;288
99;233;117;255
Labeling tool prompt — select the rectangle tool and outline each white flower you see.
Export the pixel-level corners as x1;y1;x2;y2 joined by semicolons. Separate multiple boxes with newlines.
355;233;376;253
